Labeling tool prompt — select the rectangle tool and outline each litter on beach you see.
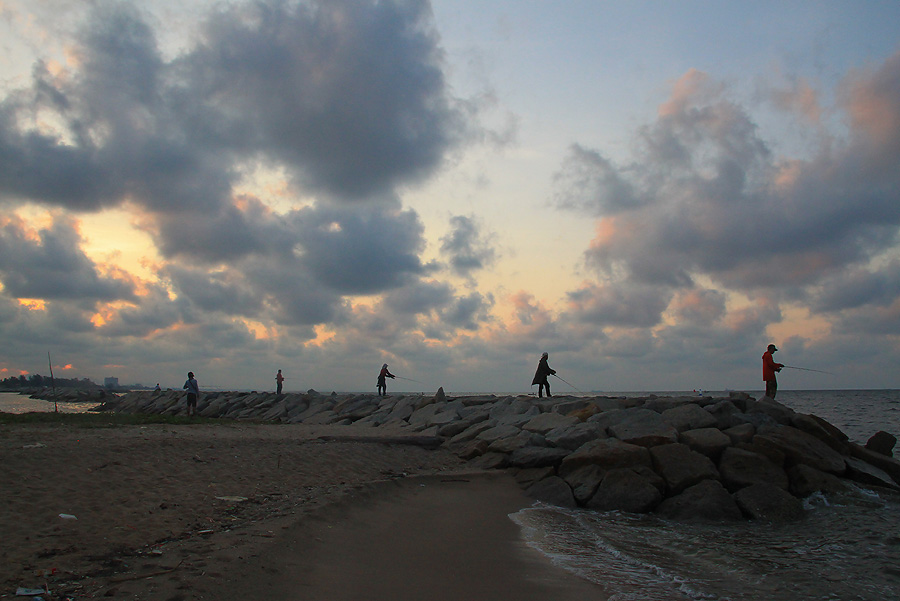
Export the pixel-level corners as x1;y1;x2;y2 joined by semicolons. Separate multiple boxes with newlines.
15;587;49;596
57;513;77;520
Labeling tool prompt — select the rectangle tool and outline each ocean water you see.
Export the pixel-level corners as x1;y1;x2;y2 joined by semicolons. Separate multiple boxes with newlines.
512;389;900;601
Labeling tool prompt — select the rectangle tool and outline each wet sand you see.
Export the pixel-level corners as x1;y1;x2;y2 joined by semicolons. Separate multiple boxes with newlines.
0;422;604;600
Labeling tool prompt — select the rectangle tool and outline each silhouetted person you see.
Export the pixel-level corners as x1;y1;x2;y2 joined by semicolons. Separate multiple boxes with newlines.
183;371;199;417
154;383;161;392
532;352;556;398
377;364;395;396
762;344;784;399
276;369;284;395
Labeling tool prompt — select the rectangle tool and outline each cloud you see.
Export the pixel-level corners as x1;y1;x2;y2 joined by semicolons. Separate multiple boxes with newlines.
566;281;672;328
439;214;497;278
555;56;900;296
0;214;136;301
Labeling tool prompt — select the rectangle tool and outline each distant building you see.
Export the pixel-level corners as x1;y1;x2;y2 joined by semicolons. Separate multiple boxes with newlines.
104;377;119;389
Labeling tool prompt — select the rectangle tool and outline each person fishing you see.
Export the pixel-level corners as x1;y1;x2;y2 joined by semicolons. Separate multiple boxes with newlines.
183;371;199;417
762;344;784;399
532;352;556;398
377;363;395;396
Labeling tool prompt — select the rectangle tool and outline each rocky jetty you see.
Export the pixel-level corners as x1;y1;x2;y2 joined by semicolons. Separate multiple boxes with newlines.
26;387;119;404
92;389;900;522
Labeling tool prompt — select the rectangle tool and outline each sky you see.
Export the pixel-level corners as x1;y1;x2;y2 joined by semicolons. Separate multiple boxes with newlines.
0;0;898;394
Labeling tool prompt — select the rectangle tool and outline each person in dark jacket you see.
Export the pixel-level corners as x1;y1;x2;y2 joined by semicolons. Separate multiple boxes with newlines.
532;352;556;398
377;364;395;396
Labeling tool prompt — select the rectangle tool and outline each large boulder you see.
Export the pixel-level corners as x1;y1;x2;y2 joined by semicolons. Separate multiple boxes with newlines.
655;480;743;521
585;468;663;513
844;456;900;490
661;403;718;432
734;483;803;521
787;464;854;498
558;438;652;478
525;476;577;508
790;413;850;453
545;422;608;451
523;412;580;435
847;443;900;485
718;447;789;492
753;426;847;475
650;443;719;495
562;464;605;505
866;431;897;457
745;399;795;426
508;446;570;469
608;408;679;447
488;431;547;454
723;423;756;445
679;428;732;460
705;400;744;429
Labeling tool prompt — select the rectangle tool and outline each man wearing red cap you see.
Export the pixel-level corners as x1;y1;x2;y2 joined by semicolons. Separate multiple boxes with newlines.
762;344;784;399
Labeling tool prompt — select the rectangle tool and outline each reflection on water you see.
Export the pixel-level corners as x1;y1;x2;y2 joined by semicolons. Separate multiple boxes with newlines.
0;392;99;414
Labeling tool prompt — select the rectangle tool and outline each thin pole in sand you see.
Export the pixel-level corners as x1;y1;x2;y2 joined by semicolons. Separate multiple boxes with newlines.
48;351;57;412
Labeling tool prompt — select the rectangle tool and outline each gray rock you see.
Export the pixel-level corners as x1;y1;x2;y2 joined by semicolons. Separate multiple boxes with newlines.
559;438;652;478
509;446;570;469
650;443;720;495
847;443;900;485
844;456;900;490
790;413;850;453
734;483;803;521
754;426;847;475
468;452;509;470
706;400;744;429
523;412;580;434
449;420;497;444
488;431;547;454
787;464;855;498
865;431;896;457
562;464;605;505
661;403;718;432
718;447;789;492
679;428;731;460
586;468;662;513
723;423;756;445
608;408;679;447
745;399;795;425
525;476;577;508
452;439;489;460
545;422;608;451
655;480;743;521
514;467;556;489
437;413;490;438
476;424;523;444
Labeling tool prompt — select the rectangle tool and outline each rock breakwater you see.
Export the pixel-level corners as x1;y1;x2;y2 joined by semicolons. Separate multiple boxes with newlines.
93;389;900;521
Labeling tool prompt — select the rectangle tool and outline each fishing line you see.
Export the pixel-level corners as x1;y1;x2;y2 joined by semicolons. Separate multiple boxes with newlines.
552;373;585;394
783;365;835;375
394;375;426;384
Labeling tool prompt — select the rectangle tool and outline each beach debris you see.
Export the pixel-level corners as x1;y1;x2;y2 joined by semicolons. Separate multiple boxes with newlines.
15;587;49;596
22;443;46;449
215;496;248;502
57;514;77;520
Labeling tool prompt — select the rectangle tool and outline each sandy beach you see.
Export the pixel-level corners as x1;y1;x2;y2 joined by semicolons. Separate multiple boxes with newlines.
0;421;603;600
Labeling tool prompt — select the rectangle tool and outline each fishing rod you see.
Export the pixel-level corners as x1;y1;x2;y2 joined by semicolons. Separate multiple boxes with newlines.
394;375;425;384
552;373;585;394
782;365;834;375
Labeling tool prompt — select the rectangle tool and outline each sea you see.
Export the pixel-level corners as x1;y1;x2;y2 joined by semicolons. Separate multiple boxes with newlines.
3;388;900;599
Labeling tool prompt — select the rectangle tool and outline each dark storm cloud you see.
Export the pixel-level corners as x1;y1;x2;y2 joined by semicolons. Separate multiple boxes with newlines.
0;215;135;301
813;262;900;312
555;63;900;296
291;202;426;294
165;265;263;317
0;0;476;228
439;215;497;278
177;0;466;199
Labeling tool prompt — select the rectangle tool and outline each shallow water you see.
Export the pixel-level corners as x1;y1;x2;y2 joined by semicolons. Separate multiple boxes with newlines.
512;389;900;600
0;391;100;414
